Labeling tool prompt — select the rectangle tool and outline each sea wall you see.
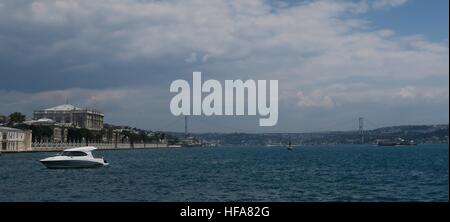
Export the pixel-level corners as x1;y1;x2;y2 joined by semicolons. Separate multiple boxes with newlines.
2;142;170;152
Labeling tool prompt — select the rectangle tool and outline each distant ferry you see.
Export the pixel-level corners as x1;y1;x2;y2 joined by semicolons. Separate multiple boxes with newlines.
377;138;417;146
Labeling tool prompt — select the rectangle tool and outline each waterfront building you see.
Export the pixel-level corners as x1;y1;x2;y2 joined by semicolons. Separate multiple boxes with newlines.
33;104;104;131
23;118;68;143
0;127;32;152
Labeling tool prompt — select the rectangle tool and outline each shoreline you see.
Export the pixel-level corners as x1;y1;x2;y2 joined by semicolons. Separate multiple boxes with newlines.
2;143;448;155
0;144;184;154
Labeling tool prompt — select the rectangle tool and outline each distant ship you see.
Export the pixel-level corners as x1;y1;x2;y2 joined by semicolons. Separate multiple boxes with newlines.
377;138;417;146
287;139;293;151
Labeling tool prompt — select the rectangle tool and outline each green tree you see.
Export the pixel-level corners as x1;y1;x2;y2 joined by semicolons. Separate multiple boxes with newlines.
28;125;53;142
9;112;25;124
121;130;140;148
0;114;6;124
79;128;92;145
67;128;93;144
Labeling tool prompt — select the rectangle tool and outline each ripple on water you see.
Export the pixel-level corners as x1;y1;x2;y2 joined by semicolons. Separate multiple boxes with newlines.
0;144;448;201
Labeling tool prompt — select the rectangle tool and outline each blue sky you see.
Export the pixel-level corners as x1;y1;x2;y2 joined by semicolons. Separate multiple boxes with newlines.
0;0;448;133
363;0;449;41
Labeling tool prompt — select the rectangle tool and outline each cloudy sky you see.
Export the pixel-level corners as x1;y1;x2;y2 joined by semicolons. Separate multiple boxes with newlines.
0;0;448;133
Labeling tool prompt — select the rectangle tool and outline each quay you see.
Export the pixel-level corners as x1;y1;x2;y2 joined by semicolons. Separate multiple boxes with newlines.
1;141;180;153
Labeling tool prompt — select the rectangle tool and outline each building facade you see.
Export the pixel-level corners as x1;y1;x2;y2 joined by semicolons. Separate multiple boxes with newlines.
0;127;32;152
33;104;104;131
23;118;68;143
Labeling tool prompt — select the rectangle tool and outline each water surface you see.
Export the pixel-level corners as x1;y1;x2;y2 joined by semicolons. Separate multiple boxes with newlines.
0;144;448;201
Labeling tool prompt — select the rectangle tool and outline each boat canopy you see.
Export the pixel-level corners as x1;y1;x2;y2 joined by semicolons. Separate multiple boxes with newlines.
63;146;97;152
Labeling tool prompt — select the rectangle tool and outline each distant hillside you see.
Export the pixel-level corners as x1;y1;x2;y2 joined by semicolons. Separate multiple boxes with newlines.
168;124;449;146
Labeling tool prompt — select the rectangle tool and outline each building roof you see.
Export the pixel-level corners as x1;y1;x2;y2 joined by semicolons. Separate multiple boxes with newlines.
23;118;55;125
44;104;82;111
0;127;24;132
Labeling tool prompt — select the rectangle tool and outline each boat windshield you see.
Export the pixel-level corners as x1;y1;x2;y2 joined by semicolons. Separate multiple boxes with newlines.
61;151;88;157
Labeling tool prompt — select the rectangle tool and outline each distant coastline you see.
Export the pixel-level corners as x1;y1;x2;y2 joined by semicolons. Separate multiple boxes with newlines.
168;124;449;146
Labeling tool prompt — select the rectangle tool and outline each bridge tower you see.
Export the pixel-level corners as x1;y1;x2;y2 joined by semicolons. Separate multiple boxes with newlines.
359;117;364;144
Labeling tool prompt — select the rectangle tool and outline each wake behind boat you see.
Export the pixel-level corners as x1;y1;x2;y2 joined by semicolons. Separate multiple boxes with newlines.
40;146;109;169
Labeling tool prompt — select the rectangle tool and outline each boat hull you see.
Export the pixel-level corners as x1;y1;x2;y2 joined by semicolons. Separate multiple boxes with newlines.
40;159;107;169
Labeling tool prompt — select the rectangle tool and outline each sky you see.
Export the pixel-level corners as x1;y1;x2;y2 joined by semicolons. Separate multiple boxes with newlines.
0;0;448;133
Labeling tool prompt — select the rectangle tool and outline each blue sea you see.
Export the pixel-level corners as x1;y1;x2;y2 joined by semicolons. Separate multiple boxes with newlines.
0;144;448;202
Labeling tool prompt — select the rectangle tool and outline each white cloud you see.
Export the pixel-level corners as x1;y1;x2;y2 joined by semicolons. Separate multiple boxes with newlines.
296;90;335;108
371;0;408;10
0;88;138;112
184;52;197;63
293;84;449;109
0;0;448;130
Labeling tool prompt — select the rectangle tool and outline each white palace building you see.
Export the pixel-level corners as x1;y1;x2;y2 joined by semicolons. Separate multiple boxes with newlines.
33;104;104;131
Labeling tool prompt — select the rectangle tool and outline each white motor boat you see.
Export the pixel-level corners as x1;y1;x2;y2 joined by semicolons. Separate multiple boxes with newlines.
40;146;109;169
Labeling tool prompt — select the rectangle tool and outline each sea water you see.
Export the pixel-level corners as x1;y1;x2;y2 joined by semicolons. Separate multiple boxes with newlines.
0;144;448;201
